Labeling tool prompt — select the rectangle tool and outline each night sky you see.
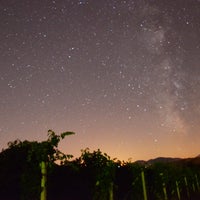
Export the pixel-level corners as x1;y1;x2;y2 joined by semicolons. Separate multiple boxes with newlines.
0;0;200;161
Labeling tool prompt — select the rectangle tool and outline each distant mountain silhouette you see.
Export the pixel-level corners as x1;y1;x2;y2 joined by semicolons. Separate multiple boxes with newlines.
134;155;200;166
182;156;200;166
147;157;181;164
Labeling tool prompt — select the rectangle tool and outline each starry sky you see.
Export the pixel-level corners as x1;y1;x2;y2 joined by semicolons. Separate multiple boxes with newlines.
0;0;200;161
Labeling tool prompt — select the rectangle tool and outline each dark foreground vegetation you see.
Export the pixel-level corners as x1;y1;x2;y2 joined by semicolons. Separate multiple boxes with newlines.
0;131;200;200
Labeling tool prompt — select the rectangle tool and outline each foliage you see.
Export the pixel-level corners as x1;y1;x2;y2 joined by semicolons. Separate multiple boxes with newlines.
27;129;75;164
0;130;75;200
1;134;200;200
80;148;116;200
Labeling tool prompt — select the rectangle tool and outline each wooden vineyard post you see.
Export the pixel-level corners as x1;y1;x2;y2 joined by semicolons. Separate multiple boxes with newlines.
195;174;200;191
160;173;168;200
176;180;181;200
162;182;168;200
184;176;190;199
141;170;147;200
40;161;47;200
109;182;113;200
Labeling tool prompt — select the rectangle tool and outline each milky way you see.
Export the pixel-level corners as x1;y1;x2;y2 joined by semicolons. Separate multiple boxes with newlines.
0;0;200;161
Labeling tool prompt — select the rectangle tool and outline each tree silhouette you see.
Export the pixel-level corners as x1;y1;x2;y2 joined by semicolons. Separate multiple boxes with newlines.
0;130;75;200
